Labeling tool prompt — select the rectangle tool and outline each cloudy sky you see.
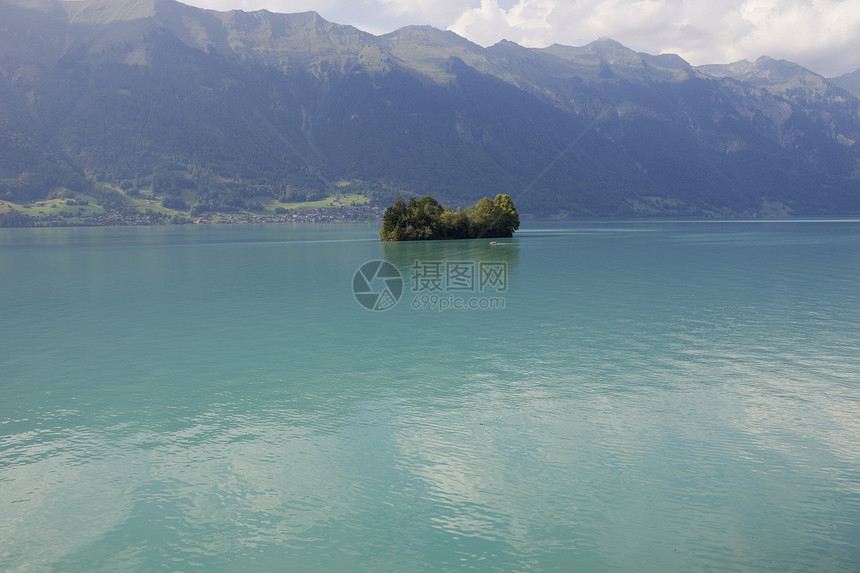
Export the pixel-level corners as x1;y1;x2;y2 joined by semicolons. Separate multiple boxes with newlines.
183;0;860;77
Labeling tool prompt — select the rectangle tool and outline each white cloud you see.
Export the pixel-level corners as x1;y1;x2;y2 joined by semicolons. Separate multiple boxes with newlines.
725;0;860;75
182;0;860;76
184;0;320;12
376;0;473;26
448;0;860;76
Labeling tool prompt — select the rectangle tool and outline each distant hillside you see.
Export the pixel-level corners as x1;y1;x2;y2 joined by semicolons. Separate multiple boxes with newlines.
831;69;860;96
1;0;859;223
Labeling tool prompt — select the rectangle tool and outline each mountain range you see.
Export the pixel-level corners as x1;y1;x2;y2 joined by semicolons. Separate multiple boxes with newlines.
1;0;859;220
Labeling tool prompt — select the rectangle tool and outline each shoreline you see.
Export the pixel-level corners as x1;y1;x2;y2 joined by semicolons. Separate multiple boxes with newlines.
4;206;860;229
0;205;386;228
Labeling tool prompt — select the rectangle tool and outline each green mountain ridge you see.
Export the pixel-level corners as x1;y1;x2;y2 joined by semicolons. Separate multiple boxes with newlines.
1;0;859;222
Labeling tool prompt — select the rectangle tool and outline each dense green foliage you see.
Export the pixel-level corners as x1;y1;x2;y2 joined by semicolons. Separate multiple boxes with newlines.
161;196;187;210
0;209;34;227
380;194;519;240
1;0;860;221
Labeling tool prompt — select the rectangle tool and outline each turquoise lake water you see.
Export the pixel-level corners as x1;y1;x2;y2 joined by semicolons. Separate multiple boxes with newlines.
1;220;859;572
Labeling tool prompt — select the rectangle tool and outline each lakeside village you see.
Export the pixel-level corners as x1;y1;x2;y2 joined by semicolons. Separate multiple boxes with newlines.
142;204;384;225
4;203;386;227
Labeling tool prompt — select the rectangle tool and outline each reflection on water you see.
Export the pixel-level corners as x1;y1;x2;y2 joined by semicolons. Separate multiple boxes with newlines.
381;236;520;266
1;221;859;571
381;236;521;289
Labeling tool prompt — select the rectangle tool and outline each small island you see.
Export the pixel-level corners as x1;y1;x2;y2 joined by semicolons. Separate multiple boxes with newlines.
380;194;520;241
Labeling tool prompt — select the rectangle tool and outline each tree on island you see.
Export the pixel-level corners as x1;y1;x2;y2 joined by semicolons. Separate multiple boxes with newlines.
380;194;519;241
